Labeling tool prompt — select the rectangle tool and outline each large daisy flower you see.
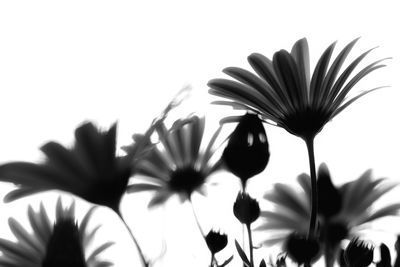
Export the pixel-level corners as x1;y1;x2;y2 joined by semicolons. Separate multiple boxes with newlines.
208;38;386;141
0;199;113;267
257;164;400;265
128;116;223;207
0;122;130;214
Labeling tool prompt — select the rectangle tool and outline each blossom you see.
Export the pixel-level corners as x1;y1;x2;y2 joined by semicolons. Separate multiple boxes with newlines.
0;122;130;213
0;199;113;267
344;238;374;267
208;38;387;140
233;191;260;225
257;164;400;248
205;230;228;254
127;116;223;207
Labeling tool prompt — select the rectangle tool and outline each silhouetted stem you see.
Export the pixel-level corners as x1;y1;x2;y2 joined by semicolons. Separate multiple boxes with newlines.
117;211;148;267
305;136;318;238
210;253;215;267
246;223;254;267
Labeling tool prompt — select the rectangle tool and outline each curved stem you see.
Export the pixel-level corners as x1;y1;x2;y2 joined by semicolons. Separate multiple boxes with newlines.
305;137;318;238
189;198;206;238
246;223;254;267
116;211;148;267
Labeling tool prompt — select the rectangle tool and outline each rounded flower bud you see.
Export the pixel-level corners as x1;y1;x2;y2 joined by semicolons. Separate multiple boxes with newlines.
317;163;342;218
233;192;260;225
344;238;374;267
223;113;269;187
205;230;228;254
285;233;320;264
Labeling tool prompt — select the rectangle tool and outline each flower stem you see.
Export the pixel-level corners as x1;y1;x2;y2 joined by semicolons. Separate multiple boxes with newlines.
210;253;215;267
305;136;318;238
117;211;148;267
246;223;254;267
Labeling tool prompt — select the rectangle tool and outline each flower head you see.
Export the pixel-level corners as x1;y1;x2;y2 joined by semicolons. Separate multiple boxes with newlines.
128;116;223;207
222;113;269;187
344;238;374;267
208;38;387;140
0;122;130;213
205;230;228;254
285;233;320;264
257;164;400;247
0;198;113;267
233;191;260;225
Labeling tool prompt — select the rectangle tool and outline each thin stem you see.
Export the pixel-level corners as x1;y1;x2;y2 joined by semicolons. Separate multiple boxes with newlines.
210;253;215;267
117;211;148;267
305;136;318;238
246;223;254;267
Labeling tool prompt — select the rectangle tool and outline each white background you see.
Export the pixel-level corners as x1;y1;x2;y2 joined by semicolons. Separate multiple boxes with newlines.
1;1;400;266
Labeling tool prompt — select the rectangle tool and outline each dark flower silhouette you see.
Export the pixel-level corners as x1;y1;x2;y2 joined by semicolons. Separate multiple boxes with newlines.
128;116;223;207
257;164;400;266
0;122;130;214
209;37;388;238
206;230;228;255
344;238;374;267
285;233;320;265
0;198;113;267
377;243;392;267
233;191;260;225
222;113;269;188
208;38;386;140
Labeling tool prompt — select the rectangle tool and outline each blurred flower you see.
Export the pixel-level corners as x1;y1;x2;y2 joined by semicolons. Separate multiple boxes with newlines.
0;122;131;213
257;164;400;246
222;113;269;188
208;38;386;140
127;116;223;207
233;191;260;225
285;233;320;264
0;198;113;267
205;230;228;254
344;238;374;267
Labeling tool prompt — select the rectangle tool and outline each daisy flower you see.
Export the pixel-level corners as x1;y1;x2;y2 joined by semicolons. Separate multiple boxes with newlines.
0;198;113;267
128;115;223;207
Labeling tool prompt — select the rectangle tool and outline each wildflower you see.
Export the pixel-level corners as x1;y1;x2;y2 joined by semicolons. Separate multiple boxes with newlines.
205;230;228;254
0;198;113;267
285;233;320;264
257;164;400;264
344;238;374;267
233;191;260;225
222;113;269;188
0;122;130;214
128;116;223;207
208;38;386;141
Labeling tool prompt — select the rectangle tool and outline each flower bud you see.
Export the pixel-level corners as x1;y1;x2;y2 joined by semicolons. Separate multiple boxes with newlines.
344;238;374;267
205;230;228;254
317;163;342;218
223;113;269;187
285;233;320;264
233;192;260;225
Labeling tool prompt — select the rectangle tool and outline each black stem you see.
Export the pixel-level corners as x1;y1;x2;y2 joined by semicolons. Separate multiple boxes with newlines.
210;253;215;267
246;223;254;267
117;210;148;267
305;136;318;238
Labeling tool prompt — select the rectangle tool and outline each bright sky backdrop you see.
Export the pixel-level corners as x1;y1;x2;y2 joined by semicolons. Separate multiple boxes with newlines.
1;1;400;266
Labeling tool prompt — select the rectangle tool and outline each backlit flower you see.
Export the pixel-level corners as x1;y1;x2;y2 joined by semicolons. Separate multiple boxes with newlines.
344;238;374;267
208;38;386;140
0;122;130;213
127;116;223;207
0;199;113;267
205;230;228;254
233;191;260;225
257;164;400;248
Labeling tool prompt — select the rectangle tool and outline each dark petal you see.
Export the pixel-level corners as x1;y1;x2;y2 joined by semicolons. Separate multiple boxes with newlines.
223;113;269;184
310;41;336;106
291;38;311;100
285;233;320;264
317;163;342;218
272;50;304;110
318;38;359;104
